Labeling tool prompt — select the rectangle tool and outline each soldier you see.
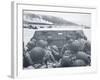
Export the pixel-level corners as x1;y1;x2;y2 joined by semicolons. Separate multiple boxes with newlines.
83;40;91;55
23;42;31;68
26;38;36;51
50;45;60;61
76;51;91;66
36;39;57;68
29;47;46;68
59;49;77;67
61;36;74;57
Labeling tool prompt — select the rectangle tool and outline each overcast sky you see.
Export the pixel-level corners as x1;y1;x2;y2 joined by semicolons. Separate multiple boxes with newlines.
24;11;91;27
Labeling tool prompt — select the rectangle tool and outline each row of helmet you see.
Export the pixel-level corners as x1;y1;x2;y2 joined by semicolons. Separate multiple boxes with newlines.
23;36;91;69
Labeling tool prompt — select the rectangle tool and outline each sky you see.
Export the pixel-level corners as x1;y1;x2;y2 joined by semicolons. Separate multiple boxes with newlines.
24;10;91;27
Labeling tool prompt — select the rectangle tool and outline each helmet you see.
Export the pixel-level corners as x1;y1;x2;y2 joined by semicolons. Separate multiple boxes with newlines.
70;39;86;51
72;59;86;66
29;47;45;64
76;51;90;62
60;56;72;67
37;40;48;48
26;40;36;51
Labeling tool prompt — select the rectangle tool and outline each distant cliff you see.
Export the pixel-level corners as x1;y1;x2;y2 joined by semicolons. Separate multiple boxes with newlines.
23;13;79;26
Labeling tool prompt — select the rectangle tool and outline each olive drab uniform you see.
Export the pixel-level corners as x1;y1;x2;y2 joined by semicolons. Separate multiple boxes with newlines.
60;38;91;67
43;46;56;66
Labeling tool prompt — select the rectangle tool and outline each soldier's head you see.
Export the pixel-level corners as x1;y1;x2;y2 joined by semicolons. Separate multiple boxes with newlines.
37;40;48;48
26;39;36;51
